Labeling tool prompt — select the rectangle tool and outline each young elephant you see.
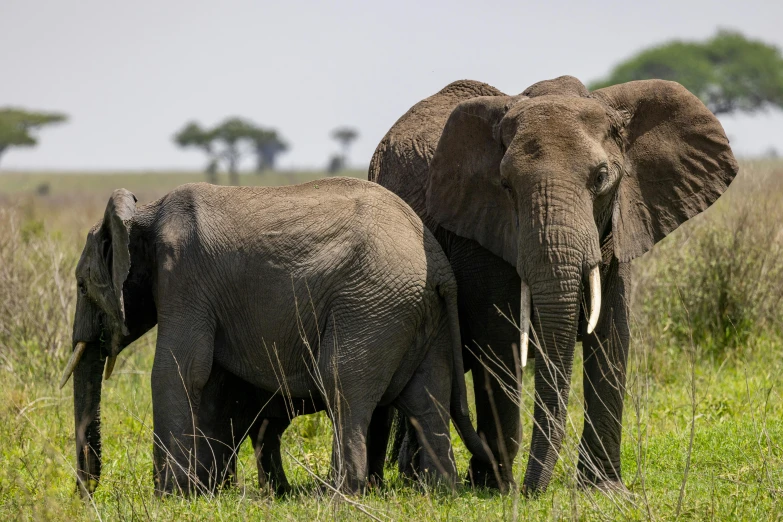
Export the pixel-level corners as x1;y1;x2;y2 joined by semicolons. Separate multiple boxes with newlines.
62;178;491;495
194;365;393;495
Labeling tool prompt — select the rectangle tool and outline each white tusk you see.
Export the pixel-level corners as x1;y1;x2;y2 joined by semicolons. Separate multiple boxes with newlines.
519;281;531;368
104;355;117;381
59;342;87;389
586;266;602;334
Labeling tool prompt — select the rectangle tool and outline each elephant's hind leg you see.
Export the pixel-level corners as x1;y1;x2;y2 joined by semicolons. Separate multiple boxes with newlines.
393;332;456;487
317;321;377;495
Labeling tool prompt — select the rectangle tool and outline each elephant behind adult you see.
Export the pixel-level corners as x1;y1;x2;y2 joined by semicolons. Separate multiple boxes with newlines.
63;178;492;495
369;76;738;494
194;364;393;495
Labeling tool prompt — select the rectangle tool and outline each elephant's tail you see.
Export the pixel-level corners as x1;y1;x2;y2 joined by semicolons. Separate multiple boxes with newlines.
439;281;494;468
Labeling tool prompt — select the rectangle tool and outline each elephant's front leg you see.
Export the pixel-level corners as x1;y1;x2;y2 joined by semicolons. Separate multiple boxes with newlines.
450;239;521;492
366;405;393;488
578;260;631;491
151;327;214;496
253;416;291;495
470;351;519;491
195;365;258;492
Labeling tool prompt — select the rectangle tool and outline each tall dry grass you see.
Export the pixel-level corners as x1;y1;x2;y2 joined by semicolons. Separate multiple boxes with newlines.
632;160;783;360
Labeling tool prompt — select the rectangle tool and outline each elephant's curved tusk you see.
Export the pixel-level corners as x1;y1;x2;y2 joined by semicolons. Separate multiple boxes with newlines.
586;266;601;334
59;342;87;389
104;355;117;381
520;281;531;368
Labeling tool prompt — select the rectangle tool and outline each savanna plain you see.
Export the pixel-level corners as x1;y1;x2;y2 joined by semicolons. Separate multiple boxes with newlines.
1;164;782;520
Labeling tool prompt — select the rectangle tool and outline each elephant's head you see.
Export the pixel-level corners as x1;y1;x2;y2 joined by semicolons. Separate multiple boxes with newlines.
426;76;738;493
61;189;156;494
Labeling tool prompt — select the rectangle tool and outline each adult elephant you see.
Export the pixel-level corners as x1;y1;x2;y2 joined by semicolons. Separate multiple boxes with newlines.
369;76;738;494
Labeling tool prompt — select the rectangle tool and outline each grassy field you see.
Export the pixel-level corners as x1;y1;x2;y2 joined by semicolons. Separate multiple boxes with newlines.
1;164;782;520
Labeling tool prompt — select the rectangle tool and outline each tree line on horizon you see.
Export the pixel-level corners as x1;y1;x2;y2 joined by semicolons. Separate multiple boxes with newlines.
1;30;782;173
173;117;289;186
172;118;361;185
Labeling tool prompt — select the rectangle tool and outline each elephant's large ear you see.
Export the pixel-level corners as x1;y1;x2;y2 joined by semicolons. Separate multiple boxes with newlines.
593;80;739;262
426;95;525;266
101;189;137;335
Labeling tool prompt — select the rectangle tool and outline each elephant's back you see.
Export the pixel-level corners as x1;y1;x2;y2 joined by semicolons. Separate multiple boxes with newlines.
156;179;432;272
369;80;505;226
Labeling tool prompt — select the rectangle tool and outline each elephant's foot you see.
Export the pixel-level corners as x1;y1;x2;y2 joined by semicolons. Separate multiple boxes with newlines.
396;428;420;481
367;471;385;490
577;451;627;496
262;480;291;498
466;458;512;494
258;470;291;497
577;460;629;497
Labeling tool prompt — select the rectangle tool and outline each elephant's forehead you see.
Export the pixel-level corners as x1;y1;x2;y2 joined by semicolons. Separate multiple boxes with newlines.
506;96;610;133
501;97;612;161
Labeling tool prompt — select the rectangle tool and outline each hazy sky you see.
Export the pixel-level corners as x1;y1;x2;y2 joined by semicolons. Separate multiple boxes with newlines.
2;0;782;171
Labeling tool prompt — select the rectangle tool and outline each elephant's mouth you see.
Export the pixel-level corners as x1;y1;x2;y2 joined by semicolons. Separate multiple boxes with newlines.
517;264;601;368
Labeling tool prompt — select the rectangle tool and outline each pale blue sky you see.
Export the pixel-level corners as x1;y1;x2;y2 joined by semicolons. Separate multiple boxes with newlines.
1;0;781;171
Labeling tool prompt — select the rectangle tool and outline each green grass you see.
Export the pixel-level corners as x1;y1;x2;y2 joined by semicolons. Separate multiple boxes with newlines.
1;164;782;520
3;332;782;520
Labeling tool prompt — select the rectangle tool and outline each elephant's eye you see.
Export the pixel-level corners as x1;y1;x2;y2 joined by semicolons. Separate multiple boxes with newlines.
78;280;88;296
593;165;609;192
501;178;512;194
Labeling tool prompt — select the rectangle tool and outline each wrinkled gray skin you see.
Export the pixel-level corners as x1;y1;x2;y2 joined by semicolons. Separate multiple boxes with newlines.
370;77;738;494
69;177;491;496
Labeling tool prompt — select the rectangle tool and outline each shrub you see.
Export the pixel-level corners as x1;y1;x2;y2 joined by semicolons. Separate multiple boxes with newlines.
632;161;783;358
0;208;77;382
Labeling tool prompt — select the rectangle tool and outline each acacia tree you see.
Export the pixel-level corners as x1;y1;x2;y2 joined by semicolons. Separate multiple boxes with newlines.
173;118;289;184
0;108;67;168
590;30;783;115
329;127;359;173
173;122;219;183
249;129;289;172
211;117;258;186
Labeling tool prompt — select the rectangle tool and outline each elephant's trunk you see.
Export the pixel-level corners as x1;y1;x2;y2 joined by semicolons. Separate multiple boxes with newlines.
516;187;602;494
524;266;582;494
72;341;104;496
521;263;582;495
519;266;601;367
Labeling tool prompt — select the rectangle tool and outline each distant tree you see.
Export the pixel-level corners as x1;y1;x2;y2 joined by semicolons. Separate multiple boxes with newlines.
249;129;289;172
326;154;344;175
174;117;289;184
330;127;359;173
211;117;260;186
0;108;67;168
173;121;219;183
590;30;783;115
